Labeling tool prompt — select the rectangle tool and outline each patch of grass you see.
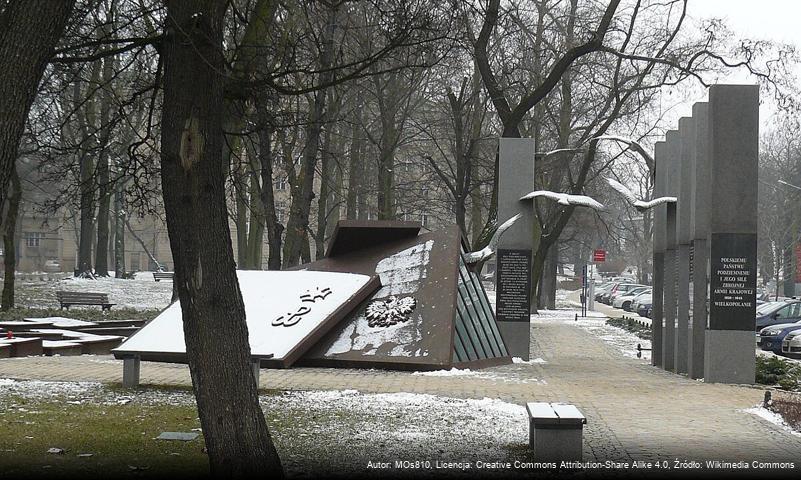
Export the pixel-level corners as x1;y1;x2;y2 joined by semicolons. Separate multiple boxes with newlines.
0;395;209;479
756;355;801;391
0;307;160;322
606;317;651;340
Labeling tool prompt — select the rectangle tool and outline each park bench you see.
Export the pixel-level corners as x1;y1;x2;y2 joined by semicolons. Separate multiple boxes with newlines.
152;271;174;282
56;291;115;311
526;402;586;462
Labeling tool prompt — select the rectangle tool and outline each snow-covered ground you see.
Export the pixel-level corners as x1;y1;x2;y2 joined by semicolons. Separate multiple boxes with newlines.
0;378;529;464
744;406;801;437
412;367;546;384
276;389;527;463
9;272;173;310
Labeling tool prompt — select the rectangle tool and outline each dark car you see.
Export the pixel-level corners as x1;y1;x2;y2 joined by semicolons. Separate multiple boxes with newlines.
637;301;653;318
755;300;801;331
758;322;801;354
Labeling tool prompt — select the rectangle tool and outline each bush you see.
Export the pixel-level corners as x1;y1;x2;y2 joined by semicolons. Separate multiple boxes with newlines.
756;355;801;391
606;317;652;340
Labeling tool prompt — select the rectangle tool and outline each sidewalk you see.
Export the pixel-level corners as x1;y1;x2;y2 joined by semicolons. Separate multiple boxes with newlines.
1;304;800;464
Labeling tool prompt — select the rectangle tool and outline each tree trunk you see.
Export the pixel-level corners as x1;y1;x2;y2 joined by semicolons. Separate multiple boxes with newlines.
316;125;332;259
282;4;338;267
94;29;117;277
246;154;265;269
255;101;283;271
113;178;126;277
539;240;558;310
235;171;249;267
345;98;364;220
77;150;96;275
159;1;283;476
0;1;75;210
1;166;21;310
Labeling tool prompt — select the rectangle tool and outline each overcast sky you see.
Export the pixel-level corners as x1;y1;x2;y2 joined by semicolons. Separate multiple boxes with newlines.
677;0;801;123
648;0;801;127
688;0;801;46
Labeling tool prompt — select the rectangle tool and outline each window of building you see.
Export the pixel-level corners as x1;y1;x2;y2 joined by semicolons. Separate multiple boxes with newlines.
275;176;287;191
25;232;43;247
421;213;428;227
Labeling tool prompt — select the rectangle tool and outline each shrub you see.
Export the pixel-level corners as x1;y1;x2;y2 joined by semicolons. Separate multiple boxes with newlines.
606;317;651;340
756;355;801;391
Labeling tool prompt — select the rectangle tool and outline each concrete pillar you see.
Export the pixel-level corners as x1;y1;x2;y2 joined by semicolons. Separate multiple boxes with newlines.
495;138;536;360
689;102;709;379
704;85;758;384
651;141;667;367
662;130;679;371
122;356;140;388
675;118;694;374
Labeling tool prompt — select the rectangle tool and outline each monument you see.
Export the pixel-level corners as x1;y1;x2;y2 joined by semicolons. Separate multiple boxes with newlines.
495;138;535;360
114;220;512;385
689;102;709;379
651;85;758;384
651;141;667;367
675;117;695;374
704;85;758;384
662;130;679;371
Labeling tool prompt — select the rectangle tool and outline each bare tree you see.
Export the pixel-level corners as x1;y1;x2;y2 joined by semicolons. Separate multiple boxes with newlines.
158;0;283;475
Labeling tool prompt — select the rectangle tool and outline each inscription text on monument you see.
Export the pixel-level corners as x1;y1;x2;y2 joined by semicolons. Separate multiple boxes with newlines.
709;233;756;330
496;249;532;322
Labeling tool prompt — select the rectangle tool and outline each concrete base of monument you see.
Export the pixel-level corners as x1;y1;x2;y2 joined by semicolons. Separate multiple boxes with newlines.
704;329;756;384
498;322;530;361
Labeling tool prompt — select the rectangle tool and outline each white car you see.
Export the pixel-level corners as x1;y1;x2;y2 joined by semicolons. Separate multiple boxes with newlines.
781;330;801;357
612;287;651;310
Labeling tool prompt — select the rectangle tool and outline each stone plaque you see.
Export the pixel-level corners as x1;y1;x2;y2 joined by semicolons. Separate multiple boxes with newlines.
496;249;532;322
709;233;757;330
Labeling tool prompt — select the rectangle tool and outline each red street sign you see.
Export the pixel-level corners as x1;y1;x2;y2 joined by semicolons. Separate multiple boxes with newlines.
593;249;606;262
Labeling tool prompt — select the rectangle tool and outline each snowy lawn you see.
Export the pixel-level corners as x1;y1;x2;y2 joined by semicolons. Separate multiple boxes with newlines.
0;379;532;478
2;272;173;311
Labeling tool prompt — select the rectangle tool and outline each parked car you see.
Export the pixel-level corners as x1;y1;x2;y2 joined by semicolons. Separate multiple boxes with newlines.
758;322;801;354
755;300;801;331
613;287;651;310
606;283;646;305
43;259;61;273
638;301;653;318
631;292;652;314
781;330;801;357
594;283;615;301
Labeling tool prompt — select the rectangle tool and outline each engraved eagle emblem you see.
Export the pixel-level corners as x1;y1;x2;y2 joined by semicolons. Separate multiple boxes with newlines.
365;296;417;327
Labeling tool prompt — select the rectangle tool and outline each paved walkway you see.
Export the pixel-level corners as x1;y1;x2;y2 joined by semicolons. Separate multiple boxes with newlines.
1;306;800;464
